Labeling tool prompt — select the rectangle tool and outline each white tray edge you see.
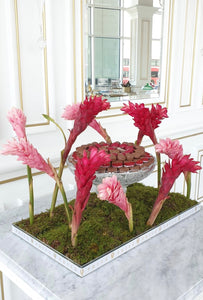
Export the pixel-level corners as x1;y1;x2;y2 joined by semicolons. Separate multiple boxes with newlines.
12;204;201;277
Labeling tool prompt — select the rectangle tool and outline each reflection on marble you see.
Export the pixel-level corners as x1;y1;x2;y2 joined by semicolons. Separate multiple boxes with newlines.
0;193;203;300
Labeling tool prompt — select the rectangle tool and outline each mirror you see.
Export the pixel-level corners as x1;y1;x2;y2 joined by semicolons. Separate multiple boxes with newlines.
85;0;164;103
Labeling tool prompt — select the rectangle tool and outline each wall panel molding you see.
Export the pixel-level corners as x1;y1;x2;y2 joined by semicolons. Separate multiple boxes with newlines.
196;150;203;201
14;0;50;127
179;0;199;108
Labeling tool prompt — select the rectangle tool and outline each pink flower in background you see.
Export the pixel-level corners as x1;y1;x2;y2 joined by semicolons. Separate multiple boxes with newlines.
63;96;111;162
62;97;111;145
1;138;55;179
97;175;133;231
155;138;184;160
150;104;168;130
177;154;202;173
7;107;26;139
121;102;168;145
71;148;110;246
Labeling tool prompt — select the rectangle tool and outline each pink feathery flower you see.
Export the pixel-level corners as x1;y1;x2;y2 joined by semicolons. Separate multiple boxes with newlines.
97;175;132;221
177;154;202;173
155;138;184;160
1;138;55;179
7;107;26;139
63;96;111;162
71;148;110;246
61;103;80;120
147;155;201;226
121;102;168;145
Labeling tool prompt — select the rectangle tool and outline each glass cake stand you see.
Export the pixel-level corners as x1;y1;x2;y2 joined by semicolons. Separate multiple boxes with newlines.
68;155;156;193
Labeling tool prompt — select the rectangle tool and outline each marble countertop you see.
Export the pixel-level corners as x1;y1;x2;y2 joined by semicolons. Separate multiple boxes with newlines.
1;194;203;300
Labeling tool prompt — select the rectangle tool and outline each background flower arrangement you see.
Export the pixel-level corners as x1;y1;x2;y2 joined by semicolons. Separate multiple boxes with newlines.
1;98;201;249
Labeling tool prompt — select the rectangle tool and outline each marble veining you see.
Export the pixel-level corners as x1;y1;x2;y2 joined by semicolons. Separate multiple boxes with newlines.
0;194;203;299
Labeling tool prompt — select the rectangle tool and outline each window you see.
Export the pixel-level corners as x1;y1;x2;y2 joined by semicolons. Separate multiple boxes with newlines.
86;0;163;97
87;0;130;91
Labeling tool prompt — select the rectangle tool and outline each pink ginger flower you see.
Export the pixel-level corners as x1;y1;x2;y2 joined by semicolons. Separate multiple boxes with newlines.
97;175;133;232
147;155;201;226
155;138;183;160
61;103;80;120
7;107;26;139
1;138;55;179
62;97;111;154
121;102;168;145
71;148;110;246
62;96;110;162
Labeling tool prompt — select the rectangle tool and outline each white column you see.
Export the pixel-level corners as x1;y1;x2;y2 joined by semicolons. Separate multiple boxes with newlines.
127;3;158;87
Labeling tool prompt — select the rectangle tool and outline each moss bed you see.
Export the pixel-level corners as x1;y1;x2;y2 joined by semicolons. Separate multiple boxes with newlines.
15;183;198;265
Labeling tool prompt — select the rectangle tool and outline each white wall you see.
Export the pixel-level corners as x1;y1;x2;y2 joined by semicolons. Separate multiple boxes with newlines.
0;0;203;298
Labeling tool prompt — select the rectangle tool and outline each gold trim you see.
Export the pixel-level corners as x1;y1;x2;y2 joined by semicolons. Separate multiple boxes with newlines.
0;271;5;300
14;0;23;110
73;0;77;103
42;3;50;117
0;164;68;185
81;0;84;101
188;0;199;107
0;171;44;185
164;0;175;108
179;0;199;108
14;0;50;126
26;121;49;128
179;0;189;107
196;151;203;201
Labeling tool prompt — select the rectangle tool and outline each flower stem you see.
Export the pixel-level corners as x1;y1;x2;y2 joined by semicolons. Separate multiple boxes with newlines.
128;203;133;233
147;198;166;226
186;172;191;199
58;179;71;226
156;152;161;189
50;153;65;218
27;166;34;225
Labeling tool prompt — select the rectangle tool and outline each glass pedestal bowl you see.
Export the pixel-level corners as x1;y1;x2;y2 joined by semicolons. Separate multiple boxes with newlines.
68;155;156;193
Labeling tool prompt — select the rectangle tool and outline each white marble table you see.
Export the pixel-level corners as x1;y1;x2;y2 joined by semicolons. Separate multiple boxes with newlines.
1;194;203;300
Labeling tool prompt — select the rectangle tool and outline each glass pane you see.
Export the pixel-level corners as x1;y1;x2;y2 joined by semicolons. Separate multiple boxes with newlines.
88;7;91;34
152;14;162;39
152;40;160;60
123;10;131;38
93;0;121;8
94;38;120;81
122;39;130;82
153;0;161;7
94;8;120;37
88;37;92;84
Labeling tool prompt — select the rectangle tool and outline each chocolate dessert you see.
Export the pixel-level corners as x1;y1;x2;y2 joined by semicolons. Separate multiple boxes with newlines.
68;142;155;173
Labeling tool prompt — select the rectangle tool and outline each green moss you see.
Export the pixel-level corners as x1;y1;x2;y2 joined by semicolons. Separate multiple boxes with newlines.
15;183;198;265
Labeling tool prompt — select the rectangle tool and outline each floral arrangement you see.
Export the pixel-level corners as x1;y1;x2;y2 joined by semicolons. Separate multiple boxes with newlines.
1;99;201;248
121;80;131;87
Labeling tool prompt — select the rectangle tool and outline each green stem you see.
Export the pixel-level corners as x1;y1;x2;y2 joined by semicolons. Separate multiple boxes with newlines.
27;166;34;225
58;180;71;226
156;152;161;189
50;153;65;218
186;172;191;199
128;204;133;233
72;234;78;247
